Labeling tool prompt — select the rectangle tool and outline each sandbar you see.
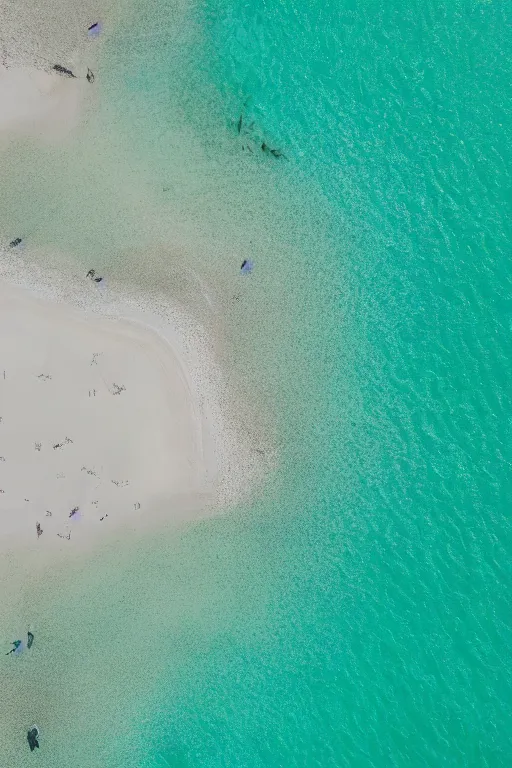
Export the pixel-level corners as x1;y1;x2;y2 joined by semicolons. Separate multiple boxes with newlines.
0;278;228;559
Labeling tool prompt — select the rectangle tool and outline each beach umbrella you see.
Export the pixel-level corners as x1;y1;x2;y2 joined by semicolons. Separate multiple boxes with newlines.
88;22;102;39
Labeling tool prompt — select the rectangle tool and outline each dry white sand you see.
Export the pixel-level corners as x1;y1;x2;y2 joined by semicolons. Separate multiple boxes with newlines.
0;65;89;143
0;277;242;558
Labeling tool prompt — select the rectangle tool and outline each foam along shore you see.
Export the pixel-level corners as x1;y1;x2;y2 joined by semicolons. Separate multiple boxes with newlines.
0;64;88;142
0;277;234;555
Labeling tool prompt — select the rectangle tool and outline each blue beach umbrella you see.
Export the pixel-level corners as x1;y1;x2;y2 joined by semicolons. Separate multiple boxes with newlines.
88;22;102;39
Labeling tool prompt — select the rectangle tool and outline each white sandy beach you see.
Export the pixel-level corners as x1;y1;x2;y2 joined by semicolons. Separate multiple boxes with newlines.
0;57;257;560
0;278;222;554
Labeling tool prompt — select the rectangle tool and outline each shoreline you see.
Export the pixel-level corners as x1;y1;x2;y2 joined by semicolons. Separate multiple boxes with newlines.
0;0;114;145
0;2;281;764
0;5;274;569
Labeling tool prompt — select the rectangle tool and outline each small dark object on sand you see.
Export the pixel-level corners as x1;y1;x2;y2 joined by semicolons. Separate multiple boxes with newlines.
27;727;40;751
27;632;34;649
86;68;95;83
9;238;22;248
53;64;76;78
36;523;43;538
87;269;103;283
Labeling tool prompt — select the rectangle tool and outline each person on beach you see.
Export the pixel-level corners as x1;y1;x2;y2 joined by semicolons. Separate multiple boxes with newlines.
53;64;76;78
6;640;22;655
86;269;104;283
27;726;40;751
86;68;95;83
27;632;34;649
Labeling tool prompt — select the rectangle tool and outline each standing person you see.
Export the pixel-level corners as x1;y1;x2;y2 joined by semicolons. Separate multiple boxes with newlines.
5;640;22;655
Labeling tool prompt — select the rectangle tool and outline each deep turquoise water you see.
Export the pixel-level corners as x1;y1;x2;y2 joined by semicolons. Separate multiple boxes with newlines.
1;0;510;765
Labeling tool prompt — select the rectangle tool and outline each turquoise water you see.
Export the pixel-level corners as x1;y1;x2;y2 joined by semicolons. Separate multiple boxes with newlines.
2;0;511;765
141;0;511;763
115;0;510;763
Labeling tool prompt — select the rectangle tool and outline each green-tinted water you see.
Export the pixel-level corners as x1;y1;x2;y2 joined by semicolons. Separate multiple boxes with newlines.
0;0;510;765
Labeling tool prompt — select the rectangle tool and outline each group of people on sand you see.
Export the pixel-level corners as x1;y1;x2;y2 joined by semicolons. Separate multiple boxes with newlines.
52;21;102;83
86;268;104;284
8;241;107;287
3;22;260;761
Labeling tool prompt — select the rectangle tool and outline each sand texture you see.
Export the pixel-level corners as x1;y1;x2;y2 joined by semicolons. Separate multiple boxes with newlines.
0;279;221;556
0;65;89;143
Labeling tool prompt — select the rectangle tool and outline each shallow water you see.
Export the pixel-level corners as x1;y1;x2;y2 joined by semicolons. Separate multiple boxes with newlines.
0;0;511;765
